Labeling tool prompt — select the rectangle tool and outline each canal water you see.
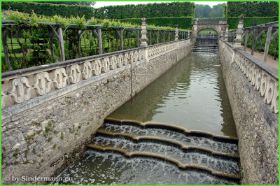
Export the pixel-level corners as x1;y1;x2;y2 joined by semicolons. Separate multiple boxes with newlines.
54;51;239;184
110;52;237;138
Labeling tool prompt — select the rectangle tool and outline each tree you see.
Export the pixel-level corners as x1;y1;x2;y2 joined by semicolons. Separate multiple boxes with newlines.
195;4;225;18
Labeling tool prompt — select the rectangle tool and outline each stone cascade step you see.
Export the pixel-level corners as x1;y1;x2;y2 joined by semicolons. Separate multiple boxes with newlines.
192;41;218;53
192;46;218;53
72;150;239;184
98;120;239;157
86;119;241;184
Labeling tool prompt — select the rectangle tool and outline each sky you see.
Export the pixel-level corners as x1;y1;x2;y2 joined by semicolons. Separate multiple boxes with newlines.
93;1;225;8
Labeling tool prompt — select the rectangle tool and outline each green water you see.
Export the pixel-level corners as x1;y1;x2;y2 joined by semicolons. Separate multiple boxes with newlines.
54;52;239;184
109;52;237;137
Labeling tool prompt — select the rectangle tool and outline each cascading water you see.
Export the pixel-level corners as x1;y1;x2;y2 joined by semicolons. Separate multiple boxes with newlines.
54;44;240;184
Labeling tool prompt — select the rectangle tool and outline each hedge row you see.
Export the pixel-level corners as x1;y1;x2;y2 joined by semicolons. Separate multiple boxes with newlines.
4;11;189;31
227;17;278;29
227;2;278;17
119;17;193;29
94;2;194;19
2;2;94;19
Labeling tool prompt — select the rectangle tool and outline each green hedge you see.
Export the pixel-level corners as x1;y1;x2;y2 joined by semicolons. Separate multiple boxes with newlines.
94;2;194;19
2;2;94;19
227;2;278;17
119;17;193;29
227;17;278;29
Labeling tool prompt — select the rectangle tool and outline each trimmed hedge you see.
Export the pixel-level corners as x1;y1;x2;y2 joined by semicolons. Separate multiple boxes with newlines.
2;2;94;19
227;17;278;29
3;11;188;31
94;2;194;19
119;17;193;29
227;2;278;17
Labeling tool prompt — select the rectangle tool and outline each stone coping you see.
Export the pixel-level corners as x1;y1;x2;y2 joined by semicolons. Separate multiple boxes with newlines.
222;40;278;80
2;40;187;79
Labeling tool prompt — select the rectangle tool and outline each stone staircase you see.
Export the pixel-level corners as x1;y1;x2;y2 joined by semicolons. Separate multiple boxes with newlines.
87;119;241;184
192;45;218;53
192;37;218;53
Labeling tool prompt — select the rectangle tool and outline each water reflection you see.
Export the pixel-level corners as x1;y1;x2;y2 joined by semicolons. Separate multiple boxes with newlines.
110;53;237;137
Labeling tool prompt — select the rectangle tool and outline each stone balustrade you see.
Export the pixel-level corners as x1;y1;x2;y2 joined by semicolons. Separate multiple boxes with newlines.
2;40;191;110
2;47;146;109
220;40;278;114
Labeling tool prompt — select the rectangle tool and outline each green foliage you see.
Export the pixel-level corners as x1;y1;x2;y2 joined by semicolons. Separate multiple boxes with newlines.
195;4;226;18
242;31;278;58
227;2;278;17
2;11;189;72
4;11;187;31
38;1;95;6
119;17;193;29
4;10;86;26
2;2;94;19
94;2;194;19
227;17;278;29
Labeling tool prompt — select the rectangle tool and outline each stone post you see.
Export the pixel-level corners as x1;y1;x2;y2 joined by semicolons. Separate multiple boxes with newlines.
234;15;244;48
140;18;148;47
192;18;198;40
175;27;179;41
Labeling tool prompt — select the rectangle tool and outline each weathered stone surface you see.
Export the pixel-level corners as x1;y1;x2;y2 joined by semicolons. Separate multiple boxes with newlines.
2;40;192;183
219;40;278;184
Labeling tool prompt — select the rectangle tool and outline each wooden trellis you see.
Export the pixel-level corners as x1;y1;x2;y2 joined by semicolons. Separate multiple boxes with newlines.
242;21;278;62
2;20;189;72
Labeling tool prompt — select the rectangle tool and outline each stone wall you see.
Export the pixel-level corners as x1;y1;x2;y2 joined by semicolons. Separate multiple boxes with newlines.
2;40;192;183
219;40;278;184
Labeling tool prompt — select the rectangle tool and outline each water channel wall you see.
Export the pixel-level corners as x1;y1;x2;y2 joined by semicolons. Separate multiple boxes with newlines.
219;40;278;184
2;39;192;183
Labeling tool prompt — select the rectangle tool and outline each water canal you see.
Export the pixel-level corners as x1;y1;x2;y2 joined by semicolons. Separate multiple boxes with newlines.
54;48;239;184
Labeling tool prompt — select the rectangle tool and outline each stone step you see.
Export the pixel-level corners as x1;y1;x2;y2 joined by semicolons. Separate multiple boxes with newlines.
87;135;240;180
99;119;239;157
80;150;240;184
96;129;238;158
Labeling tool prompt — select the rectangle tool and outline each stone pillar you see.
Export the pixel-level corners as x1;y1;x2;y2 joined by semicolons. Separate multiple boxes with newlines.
140;18;148;47
175;27;179;41
192;18;198;39
234;15;244;48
